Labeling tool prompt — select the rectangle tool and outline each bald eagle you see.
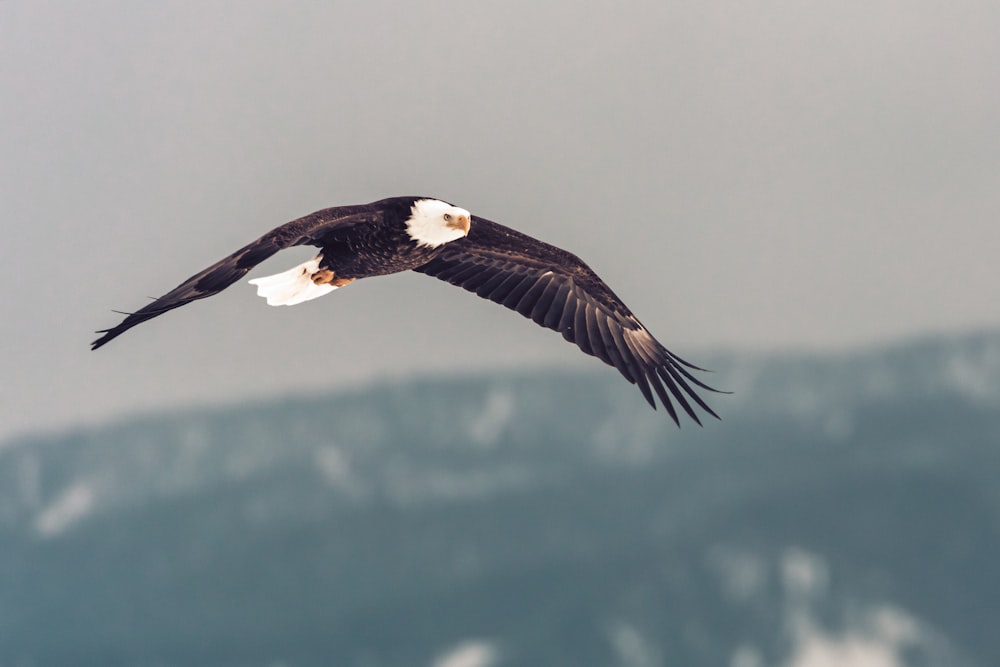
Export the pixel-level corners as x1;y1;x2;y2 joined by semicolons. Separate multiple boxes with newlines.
92;197;722;425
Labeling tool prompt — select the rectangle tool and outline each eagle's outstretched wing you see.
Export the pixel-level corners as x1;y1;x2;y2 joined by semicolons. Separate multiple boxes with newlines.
413;216;722;425
90;205;372;350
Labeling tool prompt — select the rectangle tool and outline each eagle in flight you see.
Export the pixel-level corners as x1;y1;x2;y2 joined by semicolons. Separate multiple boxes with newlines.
92;197;722;425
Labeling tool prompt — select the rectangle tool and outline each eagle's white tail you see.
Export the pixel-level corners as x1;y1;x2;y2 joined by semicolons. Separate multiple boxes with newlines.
248;257;339;306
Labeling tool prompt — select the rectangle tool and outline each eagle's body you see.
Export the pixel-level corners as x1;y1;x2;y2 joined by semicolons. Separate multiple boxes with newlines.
92;196;721;425
288;198;448;279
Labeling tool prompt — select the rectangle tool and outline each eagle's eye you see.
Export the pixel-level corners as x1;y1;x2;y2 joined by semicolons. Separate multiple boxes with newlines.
443;213;452;221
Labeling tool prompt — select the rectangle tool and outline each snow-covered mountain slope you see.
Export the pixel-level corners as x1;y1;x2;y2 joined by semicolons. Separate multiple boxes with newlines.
1;331;997;666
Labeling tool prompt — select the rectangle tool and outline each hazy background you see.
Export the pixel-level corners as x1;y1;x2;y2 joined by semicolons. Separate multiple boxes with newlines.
1;1;997;440
3;4;1000;665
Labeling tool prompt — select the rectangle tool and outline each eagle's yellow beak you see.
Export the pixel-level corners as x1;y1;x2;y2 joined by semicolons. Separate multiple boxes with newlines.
446;213;471;236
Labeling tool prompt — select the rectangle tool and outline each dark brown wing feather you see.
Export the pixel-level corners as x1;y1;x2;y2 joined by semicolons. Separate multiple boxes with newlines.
413;216;722;425
90;205;373;350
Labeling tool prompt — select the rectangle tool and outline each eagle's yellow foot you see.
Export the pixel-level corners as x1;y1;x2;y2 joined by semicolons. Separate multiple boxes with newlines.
310;269;354;287
310;269;334;285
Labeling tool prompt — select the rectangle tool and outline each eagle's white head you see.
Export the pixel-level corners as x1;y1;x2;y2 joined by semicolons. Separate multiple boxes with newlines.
406;199;471;248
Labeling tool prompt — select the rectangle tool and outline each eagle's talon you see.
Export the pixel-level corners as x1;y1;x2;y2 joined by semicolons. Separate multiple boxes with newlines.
310;269;335;285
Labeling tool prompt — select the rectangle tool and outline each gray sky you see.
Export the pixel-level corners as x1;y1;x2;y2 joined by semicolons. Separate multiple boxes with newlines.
2;0;999;441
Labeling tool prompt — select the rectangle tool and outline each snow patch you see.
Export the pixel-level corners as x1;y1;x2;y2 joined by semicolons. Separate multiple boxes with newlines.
386;464;531;507
715;546;957;667
781;547;829;599
782;606;920;667
313;445;367;500
730;645;764;667
777;547;934;667
783;630;903;667
35;482;96;538
708;546;767;603
943;342;1000;403
314;445;351;484
467;390;514;447
431;639;499;667
608;622;661;667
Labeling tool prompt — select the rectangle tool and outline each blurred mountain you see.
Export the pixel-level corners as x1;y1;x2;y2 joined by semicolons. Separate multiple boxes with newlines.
1;331;998;667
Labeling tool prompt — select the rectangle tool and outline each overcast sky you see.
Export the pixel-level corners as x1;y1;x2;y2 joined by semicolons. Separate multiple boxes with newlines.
2;1;999;441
